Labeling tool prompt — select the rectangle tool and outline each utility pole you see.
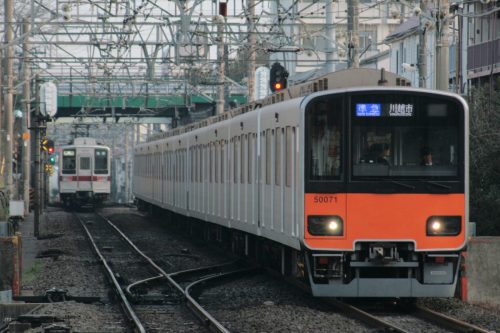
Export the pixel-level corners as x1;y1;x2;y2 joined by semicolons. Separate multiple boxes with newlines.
23;19;31;215
418;0;428;88
325;0;336;73
246;0;256;102
5;0;15;199
216;15;225;114
0;47;3;191
33;76;42;238
436;0;450;90
124;125;129;203
347;0;360;69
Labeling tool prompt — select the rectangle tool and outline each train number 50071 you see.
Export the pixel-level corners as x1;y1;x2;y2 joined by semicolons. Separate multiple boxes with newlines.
313;195;338;204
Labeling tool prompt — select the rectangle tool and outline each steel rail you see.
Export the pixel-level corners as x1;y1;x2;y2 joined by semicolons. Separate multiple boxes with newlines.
125;274;164;298
325;299;411;333
184;267;261;333
263;267;410;332
167;260;242;285
412;305;491;333
76;214;147;333
98;213;237;332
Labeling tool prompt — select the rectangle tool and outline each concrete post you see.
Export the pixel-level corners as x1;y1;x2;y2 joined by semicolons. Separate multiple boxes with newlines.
22;20;31;215
5;0;15;199
0;48;4;192
347;0;359;69
34;76;41;238
418;0;428;88
216;16;225;114
325;0;335;73
124;126;129;203
436;0;450;91
246;0;256;103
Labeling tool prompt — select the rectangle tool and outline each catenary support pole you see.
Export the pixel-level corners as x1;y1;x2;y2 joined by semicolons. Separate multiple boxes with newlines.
436;0;450;90
246;0;256;103
23;19;32;215
34;76;41;238
216;15;225;114
325;0;335;73
418;0;428;88
5;0;15;199
347;0;359;69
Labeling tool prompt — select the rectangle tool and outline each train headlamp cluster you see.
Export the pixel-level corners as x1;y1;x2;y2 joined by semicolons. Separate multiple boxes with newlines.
426;216;461;236
308;216;344;236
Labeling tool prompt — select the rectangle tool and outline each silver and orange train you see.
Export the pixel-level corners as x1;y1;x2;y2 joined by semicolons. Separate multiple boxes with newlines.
59;137;111;207
133;69;469;297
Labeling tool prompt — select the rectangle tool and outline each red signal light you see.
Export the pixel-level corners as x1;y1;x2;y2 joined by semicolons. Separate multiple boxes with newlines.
274;82;282;91
48;147;54;154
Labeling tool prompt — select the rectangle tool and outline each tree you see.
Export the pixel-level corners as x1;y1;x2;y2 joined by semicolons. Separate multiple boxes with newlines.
468;79;500;235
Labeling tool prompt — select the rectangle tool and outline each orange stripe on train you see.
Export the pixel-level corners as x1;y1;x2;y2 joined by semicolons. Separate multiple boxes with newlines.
304;193;465;251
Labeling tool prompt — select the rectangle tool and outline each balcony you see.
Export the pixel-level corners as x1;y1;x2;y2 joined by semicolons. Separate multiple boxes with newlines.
467;38;500;78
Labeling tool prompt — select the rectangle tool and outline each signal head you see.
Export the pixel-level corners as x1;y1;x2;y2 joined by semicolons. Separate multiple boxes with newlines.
269;62;288;93
47;139;55;154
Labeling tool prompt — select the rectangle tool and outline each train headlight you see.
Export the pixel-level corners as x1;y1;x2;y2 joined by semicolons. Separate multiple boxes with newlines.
308;216;344;236
426;216;461;236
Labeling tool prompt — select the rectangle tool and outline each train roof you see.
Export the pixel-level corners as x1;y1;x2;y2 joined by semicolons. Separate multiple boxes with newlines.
143;68;466;145
60;137;110;150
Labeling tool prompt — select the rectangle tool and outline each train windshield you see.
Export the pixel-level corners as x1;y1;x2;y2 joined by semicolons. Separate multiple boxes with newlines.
305;96;343;181
351;94;462;179
95;149;108;174
62;149;76;174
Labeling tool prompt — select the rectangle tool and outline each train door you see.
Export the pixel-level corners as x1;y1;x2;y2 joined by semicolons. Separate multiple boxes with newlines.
93;148;110;195
78;152;93;192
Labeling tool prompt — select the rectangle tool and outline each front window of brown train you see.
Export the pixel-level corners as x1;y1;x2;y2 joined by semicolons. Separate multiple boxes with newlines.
350;92;464;189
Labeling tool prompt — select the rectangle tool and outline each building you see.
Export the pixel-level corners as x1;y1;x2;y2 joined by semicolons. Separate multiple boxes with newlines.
463;1;500;90
267;0;419;75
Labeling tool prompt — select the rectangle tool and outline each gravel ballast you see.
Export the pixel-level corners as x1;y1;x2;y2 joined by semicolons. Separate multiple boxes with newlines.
14;206;500;332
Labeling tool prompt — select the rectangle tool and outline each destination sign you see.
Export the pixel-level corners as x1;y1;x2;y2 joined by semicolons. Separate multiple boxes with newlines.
355;103;415;117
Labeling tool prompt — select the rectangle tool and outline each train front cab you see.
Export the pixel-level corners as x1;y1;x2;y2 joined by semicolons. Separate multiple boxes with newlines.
60;146;110;205
302;89;468;297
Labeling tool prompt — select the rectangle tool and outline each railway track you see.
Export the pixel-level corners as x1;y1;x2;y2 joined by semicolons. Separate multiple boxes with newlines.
329;299;493;333
268;268;492;333
76;211;494;333
76;212;256;332
410;304;492;333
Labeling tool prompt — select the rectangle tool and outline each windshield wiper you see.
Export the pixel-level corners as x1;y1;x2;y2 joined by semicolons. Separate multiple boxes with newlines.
355;177;415;190
424;181;452;190
389;180;415;190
